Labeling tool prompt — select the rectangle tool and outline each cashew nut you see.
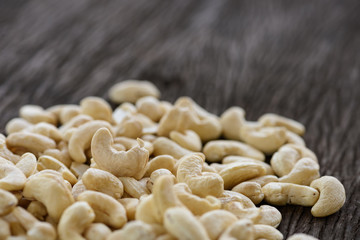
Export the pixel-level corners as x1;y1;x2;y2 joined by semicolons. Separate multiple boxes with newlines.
231;182;264;204
203;140;265;162
136;96;165;122
218;219;254;240
109;80;161;103
5;118;33;135
169;130;202;152
108;221;156;240
287;233;319;240
0;189;18;216
153;137;192;159
253;224;283;240
16;153;37;178
199;210;238;240
19;105;57;125
119;177;150;198
262;182;319;206
310;176;346;217
258;113;305;136
145;155;176;177
177;153;224;197
116;117;143;138
118;198;139;221
77;190;127;228
164;207;210;240
58;201;95;240
279;158;320;185
0;164;27;191
23;170;74;222
82;168;124;199
80;96;113;122
222;155;274;175
84;223;111;240
220;106;245;141
91;128;149;179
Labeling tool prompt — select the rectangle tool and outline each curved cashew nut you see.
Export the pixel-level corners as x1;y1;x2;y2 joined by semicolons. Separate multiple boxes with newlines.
262;182;319;206
59;105;81;124
12;206;56;240
258;113;305;135
118;198;139;221
153;137;192;159
16;153;37;178
177;153;224;197
203;140;265;162
145;155;176;177
70;162;89;178
5;118;33;135
222;156;274;175
218;219;254;240
136;96;165;122
219;190;256;209
69;120;113;163
244;175;279;187
80;96;113;122
0;163;27;191
109;80;160;103
6;132;56;156
27;201;47;221
271;144;317;177
147;169;176;192
82;168;124;199
164;207;210;240
169;130;202;152
173;183;221;215
72;180;87;200
77;190;127;228
116;117;143;139
91;128;149;179
84;223;111;240
37;155;77;185
310;176;346;217
114;136;153;155
219;162;267;189
58;201;95;240
279;158;320;185
285;130;305;146
253;224;283;240
199;210;237;240
59;114;93;133
240;125;287;154
232;182;264;205
0;189;18;216
220;107;245;141
23;170;74;222
19;105;57;125
108;221;156;240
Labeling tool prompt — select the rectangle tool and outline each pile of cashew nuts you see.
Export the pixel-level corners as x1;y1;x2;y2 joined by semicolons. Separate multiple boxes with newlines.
0;80;346;240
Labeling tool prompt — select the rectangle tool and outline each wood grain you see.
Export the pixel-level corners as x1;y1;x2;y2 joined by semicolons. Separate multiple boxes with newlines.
0;0;359;239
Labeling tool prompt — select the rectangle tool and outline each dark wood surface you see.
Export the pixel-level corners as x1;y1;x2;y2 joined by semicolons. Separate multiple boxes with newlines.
0;0;359;239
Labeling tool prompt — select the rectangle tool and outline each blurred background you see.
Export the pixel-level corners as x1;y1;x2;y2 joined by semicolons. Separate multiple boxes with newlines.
0;0;359;238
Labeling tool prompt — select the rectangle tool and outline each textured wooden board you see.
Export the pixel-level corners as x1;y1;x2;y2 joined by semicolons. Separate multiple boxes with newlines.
0;0;359;239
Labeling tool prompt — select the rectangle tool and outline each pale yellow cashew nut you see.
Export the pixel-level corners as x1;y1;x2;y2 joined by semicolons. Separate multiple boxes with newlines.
80;96;113;122
0;189;18;216
0;164;27;191
91;128;149;179
258;113;305;136
279;158;320;185
220;106;245;141
199;210;238;240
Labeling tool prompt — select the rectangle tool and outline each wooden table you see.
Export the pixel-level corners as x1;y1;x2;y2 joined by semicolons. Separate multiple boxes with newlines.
1;1;359;239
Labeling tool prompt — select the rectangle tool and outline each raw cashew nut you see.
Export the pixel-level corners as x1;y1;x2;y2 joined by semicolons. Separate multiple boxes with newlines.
68;120;113;163
82;168;124;198
37;155;77;185
220;107;245;141
173;183;221;215
262;182;319;206
253;224;283;240
310;176;346;217
70;162;89;178
258;113;305;135
287;233;319;240
12;206;56;240
59;105;81;124
169;130;202;152
203;140;265;162
271;144;317;177
0;218;10;239
59;114;93;133
164;207;210;240
5;118;33;135
108;221;156;240
145;155;176;177
19;105;57;125
136;96;164;122
244;175;279;187
279;158;320;185
222;156;274;175
0;134;21;164
58;201;95;240
114;136;154;154
285;131;305;146
16;153;37;178
0;189;18;216
23;170;75;222
118;198;139;221
72;180;87;200
6;132;56;156
147;169;176;192
153;137;192;159
0;164;27;191
27;201;47;221
219;162;267;189
80;96;113;122
84;223;111;240
116;118;143;139
232;182;264;204
109;80;161;103
199;210;237;240
77;190;127;228
91;128;149;179
177;153;224;197
240;125;287;154
30;123;62;142
218;219;254;240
